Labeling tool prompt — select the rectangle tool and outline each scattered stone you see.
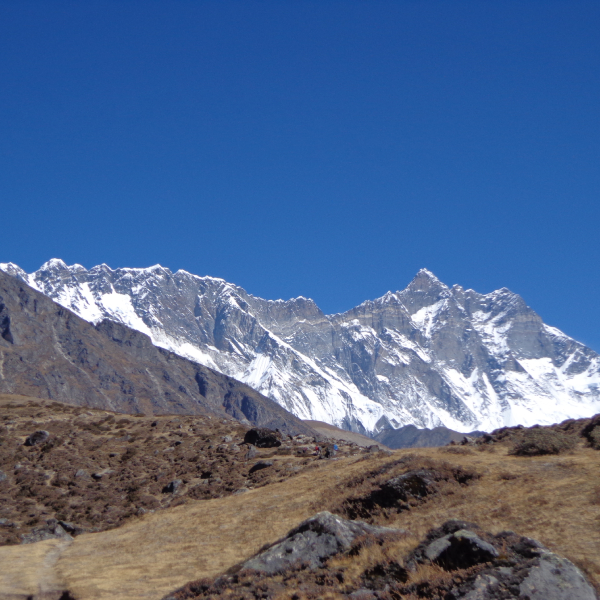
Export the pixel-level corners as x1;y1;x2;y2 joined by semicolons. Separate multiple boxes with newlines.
24;430;50;446
162;517;598;600
92;469;115;481
0;469;6;482
245;445;257;460
57;521;86;536
74;469;89;479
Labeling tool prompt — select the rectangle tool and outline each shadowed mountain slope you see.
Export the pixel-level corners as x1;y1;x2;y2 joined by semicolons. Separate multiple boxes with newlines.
0;271;315;436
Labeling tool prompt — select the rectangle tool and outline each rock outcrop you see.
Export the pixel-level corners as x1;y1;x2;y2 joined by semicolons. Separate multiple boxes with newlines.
164;516;599;600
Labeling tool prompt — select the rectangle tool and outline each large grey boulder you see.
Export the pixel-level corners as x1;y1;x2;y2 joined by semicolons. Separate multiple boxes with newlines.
519;551;597;600
241;511;401;574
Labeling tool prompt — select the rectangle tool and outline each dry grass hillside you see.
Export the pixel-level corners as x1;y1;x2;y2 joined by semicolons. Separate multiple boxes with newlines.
0;395;599;599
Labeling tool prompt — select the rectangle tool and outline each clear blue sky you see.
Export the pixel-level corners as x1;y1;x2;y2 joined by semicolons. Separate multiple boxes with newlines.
1;1;599;351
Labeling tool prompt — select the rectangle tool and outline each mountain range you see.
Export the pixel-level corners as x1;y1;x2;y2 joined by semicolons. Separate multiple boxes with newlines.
2;259;599;435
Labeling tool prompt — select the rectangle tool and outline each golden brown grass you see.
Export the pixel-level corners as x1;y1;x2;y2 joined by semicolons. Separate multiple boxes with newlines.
1;396;600;599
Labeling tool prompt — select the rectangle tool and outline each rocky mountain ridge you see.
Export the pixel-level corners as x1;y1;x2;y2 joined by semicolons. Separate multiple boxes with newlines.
2;259;599;435
0;270;315;436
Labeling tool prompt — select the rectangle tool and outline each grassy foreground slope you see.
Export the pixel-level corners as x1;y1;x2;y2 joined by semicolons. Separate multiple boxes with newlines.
0;398;600;599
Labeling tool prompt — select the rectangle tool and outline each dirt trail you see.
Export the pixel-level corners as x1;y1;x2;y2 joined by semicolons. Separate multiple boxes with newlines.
0;537;72;599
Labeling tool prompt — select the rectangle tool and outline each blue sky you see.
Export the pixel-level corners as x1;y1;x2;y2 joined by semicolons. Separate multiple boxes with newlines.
1;1;599;351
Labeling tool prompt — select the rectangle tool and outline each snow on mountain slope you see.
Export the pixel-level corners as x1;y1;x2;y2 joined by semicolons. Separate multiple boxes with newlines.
1;260;599;434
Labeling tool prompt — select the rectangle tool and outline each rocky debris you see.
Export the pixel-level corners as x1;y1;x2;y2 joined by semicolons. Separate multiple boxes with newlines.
0;469;6;482
245;445;258;460
404;520;598;600
24;430;49;447
56;520;86;536
248;461;273;474
21;519;74;544
164;518;599;600
243;428;282;448
240;512;402;574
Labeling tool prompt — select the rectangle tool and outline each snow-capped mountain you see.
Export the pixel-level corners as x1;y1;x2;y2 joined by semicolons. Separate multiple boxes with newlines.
2;259;599;434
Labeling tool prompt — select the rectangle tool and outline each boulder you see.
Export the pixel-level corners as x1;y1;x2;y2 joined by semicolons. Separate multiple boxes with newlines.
241;511;400;574
24;430;50;446
423;529;498;569
243;428;282;448
407;521;598;600
519;551;598;600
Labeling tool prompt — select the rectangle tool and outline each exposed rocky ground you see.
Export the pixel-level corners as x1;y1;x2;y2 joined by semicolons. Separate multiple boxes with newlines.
0;395;374;547
165;512;598;600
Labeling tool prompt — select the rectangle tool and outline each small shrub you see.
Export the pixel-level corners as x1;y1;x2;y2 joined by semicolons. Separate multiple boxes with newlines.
589;427;600;450
509;429;575;457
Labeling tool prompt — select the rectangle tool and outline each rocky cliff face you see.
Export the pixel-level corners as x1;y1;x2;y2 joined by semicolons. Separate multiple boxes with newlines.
2;260;599;434
0;270;315;436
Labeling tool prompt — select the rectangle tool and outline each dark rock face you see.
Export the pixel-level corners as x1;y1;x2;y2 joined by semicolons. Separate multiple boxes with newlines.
240;512;400;574
24;430;50;447
243;428;282;448
0;271;316;436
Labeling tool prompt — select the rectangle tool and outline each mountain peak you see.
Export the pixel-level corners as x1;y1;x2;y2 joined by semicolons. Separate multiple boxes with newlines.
39;258;68;271
405;269;448;293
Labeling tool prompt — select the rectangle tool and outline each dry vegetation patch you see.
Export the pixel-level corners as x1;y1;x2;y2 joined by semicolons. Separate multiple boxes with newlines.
327;455;480;523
